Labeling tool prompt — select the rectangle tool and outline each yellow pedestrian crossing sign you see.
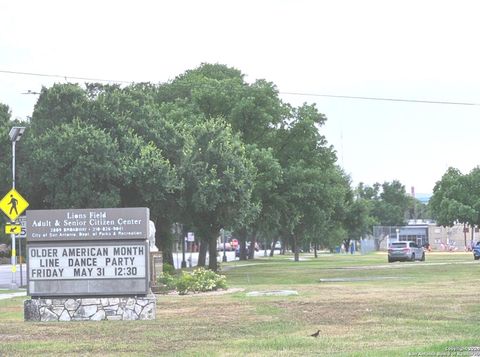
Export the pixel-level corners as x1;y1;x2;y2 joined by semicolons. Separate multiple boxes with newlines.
0;188;29;221
5;223;21;234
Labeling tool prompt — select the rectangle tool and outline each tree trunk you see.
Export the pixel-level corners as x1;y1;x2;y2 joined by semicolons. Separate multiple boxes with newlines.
269;239;276;257
248;232;257;260
314;242;318;258
157;218;174;268
464;223;467;249
292;234;299;262
471;225;475;250
198;241;207;267
236;228;248;260
208;235;218;271
239;239;248;260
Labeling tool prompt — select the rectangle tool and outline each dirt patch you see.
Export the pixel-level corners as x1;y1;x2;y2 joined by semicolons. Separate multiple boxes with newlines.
246;290;298;296
158;287;244;297
329;261;475;270
319;277;405;282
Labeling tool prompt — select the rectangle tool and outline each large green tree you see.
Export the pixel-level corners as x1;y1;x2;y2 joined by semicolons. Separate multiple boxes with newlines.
160;63;285;262
183;118;255;271
273;103;344;261
0;104;18;245
356;180;411;227
0;104;14;195
25;119;121;208
429;168;472;227
374;181;411;226
21;82;183;265
13;63;363;270
430;167;480;247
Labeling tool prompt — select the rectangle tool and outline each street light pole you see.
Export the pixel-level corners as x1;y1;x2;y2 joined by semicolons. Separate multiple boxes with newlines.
9;126;25;288
10;139;16;287
12;140;16;189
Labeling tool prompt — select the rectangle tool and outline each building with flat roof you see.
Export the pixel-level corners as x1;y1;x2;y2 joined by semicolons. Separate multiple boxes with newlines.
375;222;475;251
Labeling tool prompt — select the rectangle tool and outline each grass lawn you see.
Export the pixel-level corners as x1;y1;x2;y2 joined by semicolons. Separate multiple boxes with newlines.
0;289;25;295
1;251;480;356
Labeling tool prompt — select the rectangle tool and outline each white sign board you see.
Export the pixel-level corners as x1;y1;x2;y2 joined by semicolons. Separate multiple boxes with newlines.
27;241;149;296
26;207;151;297
28;244;146;280
27;208;149;241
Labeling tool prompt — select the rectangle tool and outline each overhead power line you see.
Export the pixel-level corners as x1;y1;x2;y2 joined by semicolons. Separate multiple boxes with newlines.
0;69;134;84
280;92;480;106
1;68;479;106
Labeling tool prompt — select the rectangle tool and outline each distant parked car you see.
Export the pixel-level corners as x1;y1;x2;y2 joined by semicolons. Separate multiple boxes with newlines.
217;242;232;251
473;242;480;260
388;241;425;263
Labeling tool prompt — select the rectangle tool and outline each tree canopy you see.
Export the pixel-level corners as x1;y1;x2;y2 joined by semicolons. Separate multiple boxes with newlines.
0;63;429;268
430;167;480;228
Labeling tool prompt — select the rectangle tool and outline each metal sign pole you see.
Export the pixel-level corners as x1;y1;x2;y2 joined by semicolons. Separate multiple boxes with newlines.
4;127;26;289
11;140;16;287
12;140;15;189
19;236;22;287
11;233;16;287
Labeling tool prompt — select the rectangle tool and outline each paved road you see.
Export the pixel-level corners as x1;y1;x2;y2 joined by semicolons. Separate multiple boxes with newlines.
0;291;26;300
0;263;27;289
0;250;271;288
172;250;270;269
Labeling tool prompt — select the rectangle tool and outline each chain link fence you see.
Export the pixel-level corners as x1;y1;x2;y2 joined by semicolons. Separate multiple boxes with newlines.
373;226;400;251
360;238;376;254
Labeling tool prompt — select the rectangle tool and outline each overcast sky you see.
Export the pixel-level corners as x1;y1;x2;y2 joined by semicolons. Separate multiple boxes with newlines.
1;0;480;195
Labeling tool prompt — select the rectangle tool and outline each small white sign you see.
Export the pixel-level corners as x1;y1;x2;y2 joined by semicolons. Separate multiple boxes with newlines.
18;215;27;238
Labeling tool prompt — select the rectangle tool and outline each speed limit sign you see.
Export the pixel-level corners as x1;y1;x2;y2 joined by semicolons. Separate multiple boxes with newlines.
17;215;26;238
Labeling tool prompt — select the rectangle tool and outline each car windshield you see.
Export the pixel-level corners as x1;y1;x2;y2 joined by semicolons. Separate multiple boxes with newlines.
391;242;407;248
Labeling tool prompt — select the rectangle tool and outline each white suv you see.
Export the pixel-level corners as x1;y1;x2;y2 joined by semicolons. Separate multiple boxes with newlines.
388;241;425;263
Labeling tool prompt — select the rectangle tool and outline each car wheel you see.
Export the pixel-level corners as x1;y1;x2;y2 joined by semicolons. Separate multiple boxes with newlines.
421;252;425;261
388;257;393;263
474;256;479;260
411;253;415;261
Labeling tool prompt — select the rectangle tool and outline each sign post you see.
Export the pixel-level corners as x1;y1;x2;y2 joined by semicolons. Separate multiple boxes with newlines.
0;188;29;287
17;215;26;287
4;126;26;287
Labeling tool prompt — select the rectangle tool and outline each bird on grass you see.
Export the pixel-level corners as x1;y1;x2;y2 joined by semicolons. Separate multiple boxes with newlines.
310;330;320;337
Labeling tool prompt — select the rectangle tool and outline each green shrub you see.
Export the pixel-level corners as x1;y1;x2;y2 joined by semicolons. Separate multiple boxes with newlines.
158;272;176;291
157;268;228;295
176;272;195;295
163;263;175;275
190;268;227;292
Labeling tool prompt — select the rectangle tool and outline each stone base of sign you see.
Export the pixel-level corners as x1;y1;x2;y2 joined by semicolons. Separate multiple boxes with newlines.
24;293;156;321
